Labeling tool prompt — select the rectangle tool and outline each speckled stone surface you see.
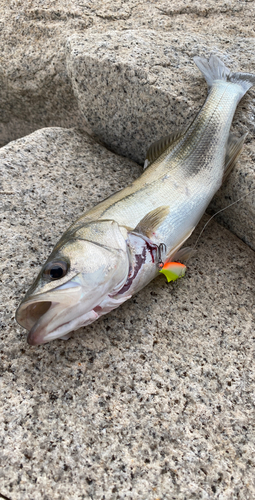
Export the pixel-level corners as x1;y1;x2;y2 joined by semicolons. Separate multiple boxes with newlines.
1;127;255;500
66;30;255;249
66;30;255;165
0;0;254;248
1;0;255;149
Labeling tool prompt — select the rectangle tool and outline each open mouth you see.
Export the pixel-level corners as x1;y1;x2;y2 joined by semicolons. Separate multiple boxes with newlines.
16;296;100;346
16;297;64;345
16;281;98;345
17;300;52;332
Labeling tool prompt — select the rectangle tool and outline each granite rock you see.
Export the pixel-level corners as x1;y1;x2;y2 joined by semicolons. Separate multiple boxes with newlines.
66;30;255;165
1;0;254;151
0;0;254;248
1;127;255;499
66;30;255;249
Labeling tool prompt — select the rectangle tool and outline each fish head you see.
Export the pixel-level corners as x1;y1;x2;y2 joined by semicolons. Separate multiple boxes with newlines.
16;220;130;345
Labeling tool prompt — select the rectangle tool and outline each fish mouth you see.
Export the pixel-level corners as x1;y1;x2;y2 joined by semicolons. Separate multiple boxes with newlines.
16;300;52;331
16;286;100;346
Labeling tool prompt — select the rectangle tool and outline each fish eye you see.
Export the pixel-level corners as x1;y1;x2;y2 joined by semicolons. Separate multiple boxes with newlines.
43;261;68;280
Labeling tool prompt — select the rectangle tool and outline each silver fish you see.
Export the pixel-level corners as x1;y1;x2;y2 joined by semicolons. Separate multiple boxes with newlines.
16;55;255;345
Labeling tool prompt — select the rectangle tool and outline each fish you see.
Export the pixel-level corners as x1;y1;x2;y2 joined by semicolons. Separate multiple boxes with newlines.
16;55;255;345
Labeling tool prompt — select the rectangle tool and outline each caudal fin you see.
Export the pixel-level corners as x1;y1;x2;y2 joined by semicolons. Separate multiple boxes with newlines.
194;55;255;98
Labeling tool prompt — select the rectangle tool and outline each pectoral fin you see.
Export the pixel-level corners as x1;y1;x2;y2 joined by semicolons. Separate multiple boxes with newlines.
144;129;185;169
134;206;170;238
159;262;187;283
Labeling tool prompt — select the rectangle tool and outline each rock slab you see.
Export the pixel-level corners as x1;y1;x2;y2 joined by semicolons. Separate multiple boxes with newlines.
1;127;255;500
0;0;255;248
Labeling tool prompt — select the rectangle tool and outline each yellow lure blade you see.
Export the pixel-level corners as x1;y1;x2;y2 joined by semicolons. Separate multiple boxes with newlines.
159;261;187;283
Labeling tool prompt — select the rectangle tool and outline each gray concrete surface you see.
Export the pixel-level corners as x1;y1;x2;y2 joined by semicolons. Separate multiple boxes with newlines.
1;128;255;499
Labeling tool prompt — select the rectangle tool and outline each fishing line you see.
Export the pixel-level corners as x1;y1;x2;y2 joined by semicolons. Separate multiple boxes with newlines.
192;187;255;252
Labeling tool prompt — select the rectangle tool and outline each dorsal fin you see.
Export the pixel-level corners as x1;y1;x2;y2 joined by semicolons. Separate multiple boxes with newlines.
134;206;170;238
144;129;185;169
223;133;247;181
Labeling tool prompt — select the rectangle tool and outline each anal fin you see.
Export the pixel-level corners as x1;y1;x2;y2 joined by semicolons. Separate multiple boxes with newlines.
171;246;196;263
223;133;247;181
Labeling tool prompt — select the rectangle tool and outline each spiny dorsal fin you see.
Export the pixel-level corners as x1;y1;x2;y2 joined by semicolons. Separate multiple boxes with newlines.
223;133;247;181
144;129;185;169
134;206;170;238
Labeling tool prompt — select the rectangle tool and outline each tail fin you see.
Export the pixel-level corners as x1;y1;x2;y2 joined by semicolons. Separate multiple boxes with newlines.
194;55;255;97
194;55;230;86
